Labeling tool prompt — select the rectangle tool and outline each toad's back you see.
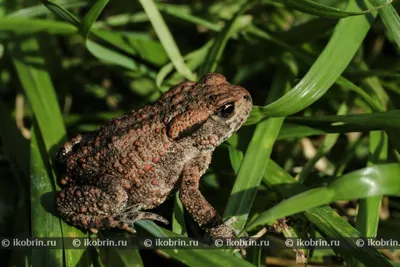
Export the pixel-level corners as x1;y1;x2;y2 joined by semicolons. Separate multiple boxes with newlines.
61;81;201;208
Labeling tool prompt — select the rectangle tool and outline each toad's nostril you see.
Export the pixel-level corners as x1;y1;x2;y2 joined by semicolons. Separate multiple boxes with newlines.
243;94;251;101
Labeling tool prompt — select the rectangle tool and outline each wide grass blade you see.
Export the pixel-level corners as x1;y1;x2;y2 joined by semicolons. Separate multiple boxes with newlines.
10;36;89;266
224;65;290;230
30;126;64;267
10;38;66;151
0;18;76;36
86;40;144;72
248;0;377;122
246;163;400;229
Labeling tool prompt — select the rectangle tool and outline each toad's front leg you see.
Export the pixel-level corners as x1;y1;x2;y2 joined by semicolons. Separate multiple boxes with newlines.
179;153;236;238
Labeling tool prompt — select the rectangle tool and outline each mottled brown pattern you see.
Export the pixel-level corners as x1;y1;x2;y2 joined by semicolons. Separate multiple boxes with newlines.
56;73;252;238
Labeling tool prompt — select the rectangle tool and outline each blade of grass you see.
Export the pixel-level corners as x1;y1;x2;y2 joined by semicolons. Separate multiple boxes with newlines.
284;110;400;130
0;18;76;36
30;125;63;267
223;60;293;230
369;0;400;49
172;192;187;236
248;0;378;122
351;131;387;267
10;36;89;267
8;0;88;18
40;0;80;27
86;39;146;73
198;0;250;77
156;40;213;89
91;30;168;66
80;0;109;39
351;66;389;266
10;37;66;159
246;163;400;228
336;77;384;112
138;0;195;81
277;124;326;139
272;0;391;18
157;3;222;32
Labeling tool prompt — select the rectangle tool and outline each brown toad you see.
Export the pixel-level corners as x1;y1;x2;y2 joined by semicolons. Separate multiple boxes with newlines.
56;73;252;238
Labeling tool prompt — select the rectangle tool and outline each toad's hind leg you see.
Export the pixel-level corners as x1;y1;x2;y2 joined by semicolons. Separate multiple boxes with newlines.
57;183;168;233
56;184;136;233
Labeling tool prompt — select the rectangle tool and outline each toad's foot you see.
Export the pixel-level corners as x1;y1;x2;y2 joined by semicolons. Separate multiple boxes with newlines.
117;203;169;226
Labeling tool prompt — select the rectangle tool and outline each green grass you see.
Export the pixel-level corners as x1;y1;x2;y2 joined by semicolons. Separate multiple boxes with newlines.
0;0;400;266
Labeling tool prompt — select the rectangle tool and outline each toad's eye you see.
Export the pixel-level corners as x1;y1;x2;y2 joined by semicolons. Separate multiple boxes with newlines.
219;102;235;118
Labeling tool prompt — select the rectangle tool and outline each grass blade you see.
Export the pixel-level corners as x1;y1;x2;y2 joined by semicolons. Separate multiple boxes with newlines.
138;0;195;81
198;0;250;77
10;36;89;266
246;163;400;228
369;0;400;49
80;0;109;39
8;0;88;18
273;0;391;18
30;125;63;267
284;110;400;130
248;0;377;122
224;63;292;230
0;18;76;36
40;0;80;27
